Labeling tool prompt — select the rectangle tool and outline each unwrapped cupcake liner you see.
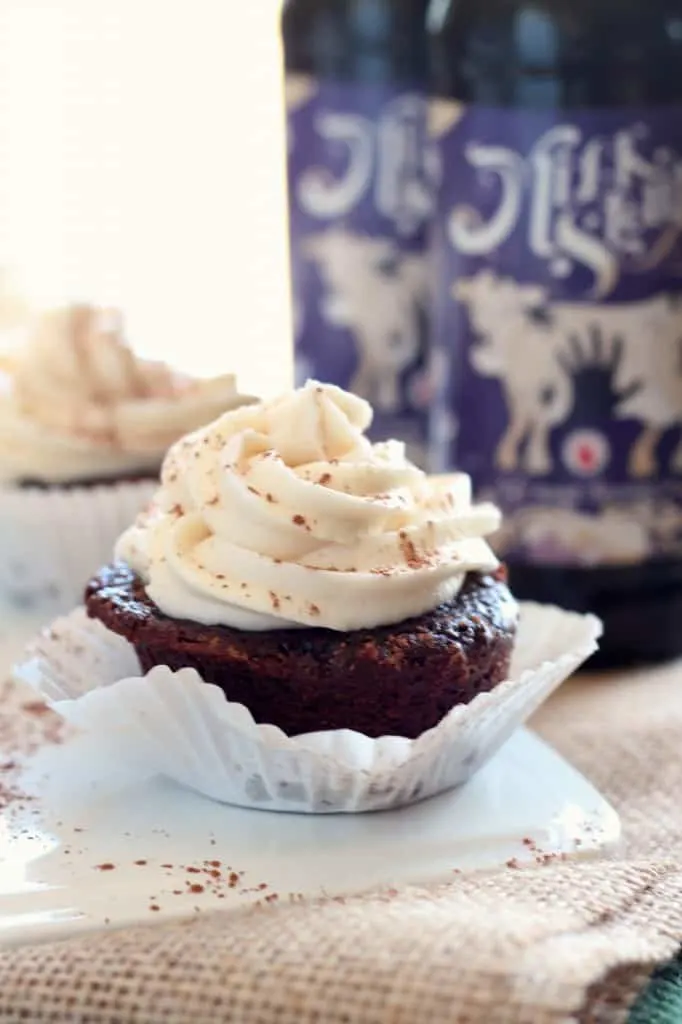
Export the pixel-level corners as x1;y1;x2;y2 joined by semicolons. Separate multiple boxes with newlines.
12;603;601;813
0;480;157;618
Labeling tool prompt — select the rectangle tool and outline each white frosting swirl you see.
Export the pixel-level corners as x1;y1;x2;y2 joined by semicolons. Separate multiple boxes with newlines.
116;381;502;632
0;305;255;484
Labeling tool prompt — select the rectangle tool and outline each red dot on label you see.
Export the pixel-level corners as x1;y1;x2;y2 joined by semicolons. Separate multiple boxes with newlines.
577;444;596;468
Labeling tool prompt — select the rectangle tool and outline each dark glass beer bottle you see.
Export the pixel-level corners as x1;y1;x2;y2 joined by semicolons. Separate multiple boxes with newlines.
282;0;434;466
428;0;682;667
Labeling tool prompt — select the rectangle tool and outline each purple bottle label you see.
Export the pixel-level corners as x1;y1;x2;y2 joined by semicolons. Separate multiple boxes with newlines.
285;75;435;466
431;101;682;567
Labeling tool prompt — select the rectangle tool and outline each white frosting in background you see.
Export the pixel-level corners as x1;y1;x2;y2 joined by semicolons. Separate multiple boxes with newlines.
117;381;502;632
0;305;256;484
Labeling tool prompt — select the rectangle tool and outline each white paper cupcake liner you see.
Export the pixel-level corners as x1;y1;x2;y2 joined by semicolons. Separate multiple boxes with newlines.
11;603;601;814
0;480;157;617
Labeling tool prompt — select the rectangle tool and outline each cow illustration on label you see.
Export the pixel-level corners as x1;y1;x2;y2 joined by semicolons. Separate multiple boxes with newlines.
285;77;433;464
455;269;682;479
304;228;428;412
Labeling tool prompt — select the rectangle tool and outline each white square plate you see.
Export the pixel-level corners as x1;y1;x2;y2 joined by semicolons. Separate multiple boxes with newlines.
0;727;620;949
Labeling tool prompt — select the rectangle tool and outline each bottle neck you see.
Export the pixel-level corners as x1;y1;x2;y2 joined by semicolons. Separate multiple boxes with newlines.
283;0;430;87
427;0;682;108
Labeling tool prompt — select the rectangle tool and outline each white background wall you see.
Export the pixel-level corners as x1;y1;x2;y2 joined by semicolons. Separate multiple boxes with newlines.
0;0;292;395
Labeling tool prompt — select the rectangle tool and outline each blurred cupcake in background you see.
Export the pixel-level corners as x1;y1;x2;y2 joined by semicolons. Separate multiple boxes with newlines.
0;303;256;616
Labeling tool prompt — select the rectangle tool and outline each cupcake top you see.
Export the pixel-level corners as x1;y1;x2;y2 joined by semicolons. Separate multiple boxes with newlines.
117;380;502;632
0;305;255;485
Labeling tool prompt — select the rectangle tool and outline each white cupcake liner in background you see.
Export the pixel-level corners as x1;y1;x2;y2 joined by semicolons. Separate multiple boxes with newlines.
0;481;157;618
12;603;601;814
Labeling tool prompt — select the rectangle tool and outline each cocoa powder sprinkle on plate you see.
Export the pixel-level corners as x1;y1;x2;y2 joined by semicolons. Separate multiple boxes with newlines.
21;701;51;717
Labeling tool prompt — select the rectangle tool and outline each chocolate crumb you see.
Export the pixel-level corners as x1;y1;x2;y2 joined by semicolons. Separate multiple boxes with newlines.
318;473;331;486
293;514;306;526
95;863;116;871
149;904;160;912
188;883;204;894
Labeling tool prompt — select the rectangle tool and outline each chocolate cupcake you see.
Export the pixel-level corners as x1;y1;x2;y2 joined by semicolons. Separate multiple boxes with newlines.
86;381;518;739
0;304;255;612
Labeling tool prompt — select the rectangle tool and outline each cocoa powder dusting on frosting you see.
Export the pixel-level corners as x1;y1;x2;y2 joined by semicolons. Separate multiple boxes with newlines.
113;381;502;632
398;531;424;570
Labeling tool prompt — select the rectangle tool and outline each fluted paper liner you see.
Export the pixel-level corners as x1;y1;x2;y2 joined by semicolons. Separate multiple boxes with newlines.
0;481;157;616
11;603;601;813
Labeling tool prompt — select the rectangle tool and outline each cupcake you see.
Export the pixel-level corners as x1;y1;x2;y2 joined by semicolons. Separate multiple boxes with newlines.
85;380;518;739
0;304;255;613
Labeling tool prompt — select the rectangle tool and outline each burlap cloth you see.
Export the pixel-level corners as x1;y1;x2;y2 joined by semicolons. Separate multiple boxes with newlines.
0;661;681;1023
